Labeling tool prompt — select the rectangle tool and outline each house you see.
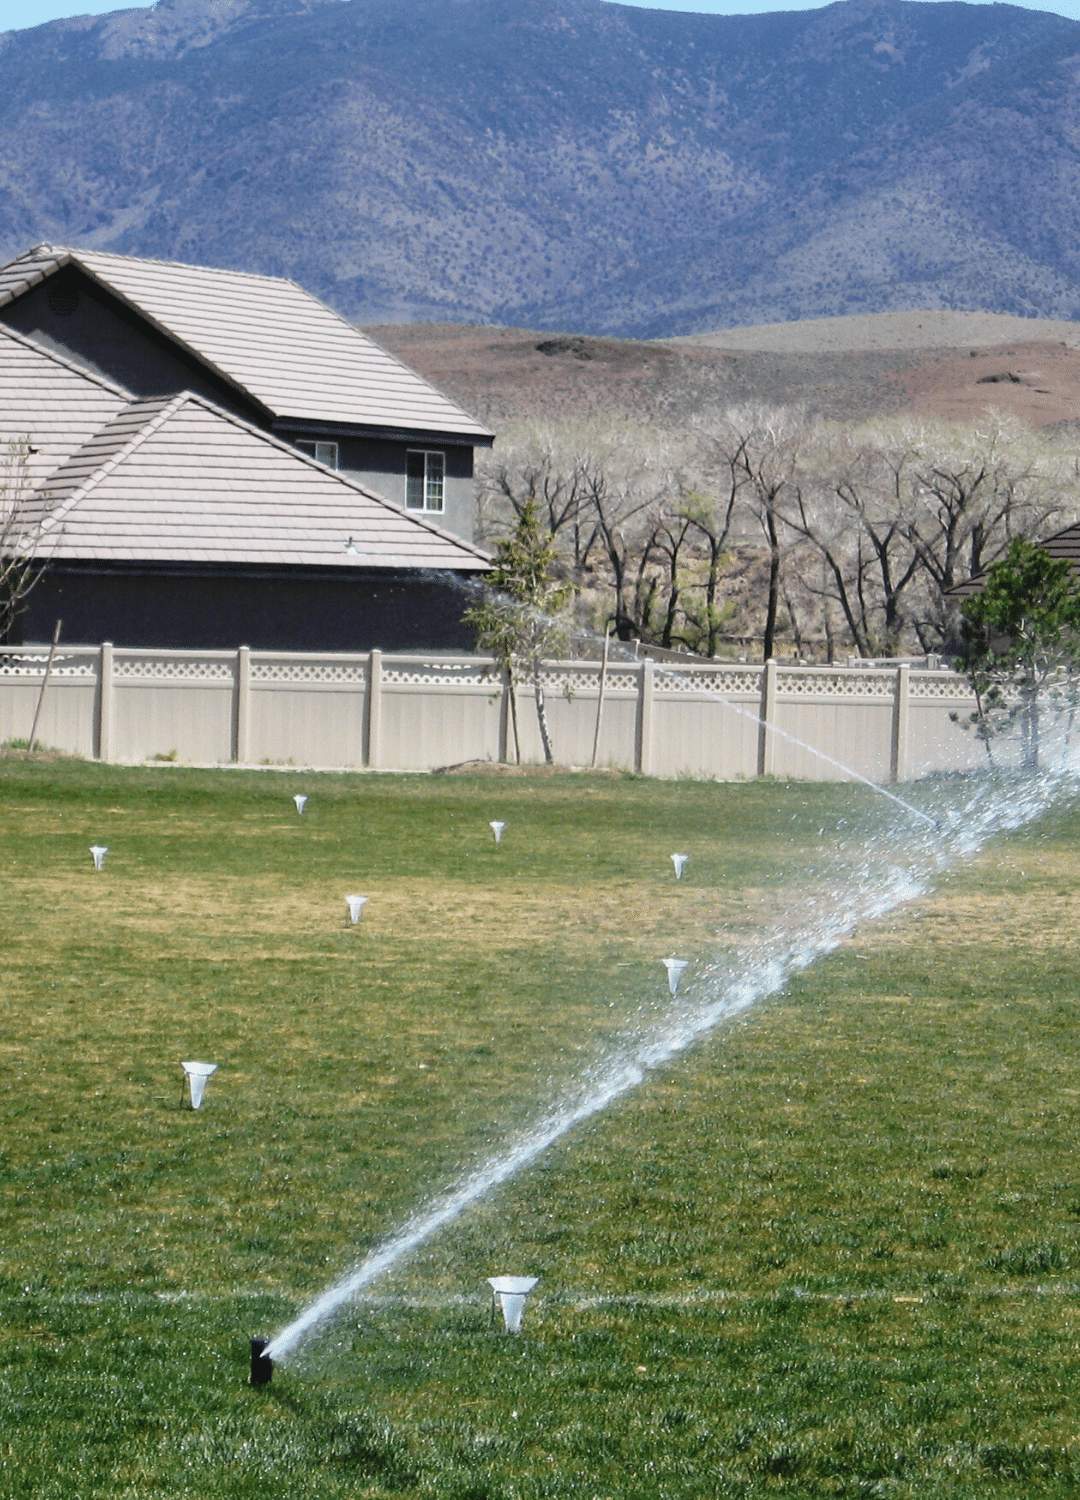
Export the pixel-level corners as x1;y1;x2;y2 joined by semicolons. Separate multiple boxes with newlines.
0;244;494;544
0;323;490;652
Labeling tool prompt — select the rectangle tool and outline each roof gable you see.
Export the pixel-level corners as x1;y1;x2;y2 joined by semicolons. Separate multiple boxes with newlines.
0;322;133;490
29;389;491;574
0;245;494;442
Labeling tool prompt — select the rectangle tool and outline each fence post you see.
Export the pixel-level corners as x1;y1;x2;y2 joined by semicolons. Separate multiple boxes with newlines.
891;663;910;783
366;648;383;769
757;659;777;776
234;645;251;764
97;641;114;762
636;658;654;775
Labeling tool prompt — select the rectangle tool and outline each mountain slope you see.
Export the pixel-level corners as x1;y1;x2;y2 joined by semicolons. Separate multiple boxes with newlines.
0;0;1077;335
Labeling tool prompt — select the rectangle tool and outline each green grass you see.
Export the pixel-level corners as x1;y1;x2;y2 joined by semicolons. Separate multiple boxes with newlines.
2;759;1080;1496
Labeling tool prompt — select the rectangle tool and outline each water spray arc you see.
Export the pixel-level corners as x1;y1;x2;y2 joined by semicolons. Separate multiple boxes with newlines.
262;764;1074;1367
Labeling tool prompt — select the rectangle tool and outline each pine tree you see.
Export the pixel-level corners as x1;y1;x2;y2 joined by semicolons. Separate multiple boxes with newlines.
956;538;1080;769
464;499;573;764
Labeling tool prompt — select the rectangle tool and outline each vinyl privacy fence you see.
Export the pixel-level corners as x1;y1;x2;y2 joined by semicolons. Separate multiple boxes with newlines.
0;644;983;782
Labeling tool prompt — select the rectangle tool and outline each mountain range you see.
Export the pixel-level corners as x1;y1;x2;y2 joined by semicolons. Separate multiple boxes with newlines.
1;0;1079;336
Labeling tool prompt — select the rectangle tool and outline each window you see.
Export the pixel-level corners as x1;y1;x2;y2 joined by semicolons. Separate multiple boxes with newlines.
295;439;339;469
406;450;445;512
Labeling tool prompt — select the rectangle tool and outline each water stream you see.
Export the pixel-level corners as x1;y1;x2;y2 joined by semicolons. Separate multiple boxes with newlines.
264;760;1075;1365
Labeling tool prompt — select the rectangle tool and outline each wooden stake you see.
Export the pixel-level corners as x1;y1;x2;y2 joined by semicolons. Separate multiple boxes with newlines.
27;619;61;754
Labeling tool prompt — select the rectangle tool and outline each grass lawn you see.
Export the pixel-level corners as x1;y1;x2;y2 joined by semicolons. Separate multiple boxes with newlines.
1;757;1080;1497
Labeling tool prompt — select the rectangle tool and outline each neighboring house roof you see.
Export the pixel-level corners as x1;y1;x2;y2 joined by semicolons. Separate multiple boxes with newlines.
1034;525;1080;572
0;323;132;490
0;245;494;442
949;527;1080;599
25;389;491;573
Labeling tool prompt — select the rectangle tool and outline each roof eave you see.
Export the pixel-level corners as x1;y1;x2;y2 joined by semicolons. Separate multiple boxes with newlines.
271;417;494;447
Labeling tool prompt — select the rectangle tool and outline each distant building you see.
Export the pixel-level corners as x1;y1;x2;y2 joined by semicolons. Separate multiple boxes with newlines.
0;244;494;544
0;320;490;652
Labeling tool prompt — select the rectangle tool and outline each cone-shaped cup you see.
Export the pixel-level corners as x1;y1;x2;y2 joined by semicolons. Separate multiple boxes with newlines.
670;854;689;879
345;894;368;925
294;794;308;814
488;1275;539;1333
90;845;108;871
489;821;506;844
663;957;689;996
182;1060;218;1109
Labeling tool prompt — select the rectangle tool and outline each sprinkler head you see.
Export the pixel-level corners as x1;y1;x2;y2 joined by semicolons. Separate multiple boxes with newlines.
181;1060;218;1109
250;1336;273;1386
487;1276;539;1333
670;854;689;879
294;794;308;815
489;821;506;844
345;894;368;925
89;845;108;871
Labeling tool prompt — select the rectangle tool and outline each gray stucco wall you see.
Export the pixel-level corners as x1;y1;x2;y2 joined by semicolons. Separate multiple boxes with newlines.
19;564;476;653
327;437;475;543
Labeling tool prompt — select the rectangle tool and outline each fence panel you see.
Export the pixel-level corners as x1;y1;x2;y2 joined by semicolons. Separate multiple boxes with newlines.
0;648;100;757
378;656;502;769
111;654;235;764
908;673;982;775
249;654;369;768
652;665;761;779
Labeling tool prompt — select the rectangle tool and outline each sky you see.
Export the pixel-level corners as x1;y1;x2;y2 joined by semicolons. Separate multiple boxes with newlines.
1;0;1078;35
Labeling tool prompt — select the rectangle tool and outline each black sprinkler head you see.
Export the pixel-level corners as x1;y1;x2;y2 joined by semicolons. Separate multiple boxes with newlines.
250;1336;273;1386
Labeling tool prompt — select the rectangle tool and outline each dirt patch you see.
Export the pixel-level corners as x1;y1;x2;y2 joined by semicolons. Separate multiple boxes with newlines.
0;747;81;763
897;340;1080;429
432;760;623;777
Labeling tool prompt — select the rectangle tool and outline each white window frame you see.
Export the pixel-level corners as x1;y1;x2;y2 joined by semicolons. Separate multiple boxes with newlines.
295;439;339;469
406;449;445;512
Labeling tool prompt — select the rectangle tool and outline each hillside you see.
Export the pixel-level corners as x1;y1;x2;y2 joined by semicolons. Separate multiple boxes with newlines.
1;0;1079;335
365;313;1080;432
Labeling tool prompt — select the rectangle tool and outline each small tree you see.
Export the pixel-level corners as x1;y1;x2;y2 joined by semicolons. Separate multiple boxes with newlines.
955;538;1080;769
464;498;572;764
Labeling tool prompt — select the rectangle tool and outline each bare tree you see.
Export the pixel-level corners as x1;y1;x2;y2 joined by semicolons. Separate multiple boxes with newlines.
895;414;1075;650
710;407;804;660
784;427;921;657
476;426;597;588
676;434;749;656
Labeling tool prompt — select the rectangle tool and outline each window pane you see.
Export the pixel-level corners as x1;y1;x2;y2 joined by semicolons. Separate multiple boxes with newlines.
315;441;338;469
295;440;316;457
425;451;445;512
406;451;426;509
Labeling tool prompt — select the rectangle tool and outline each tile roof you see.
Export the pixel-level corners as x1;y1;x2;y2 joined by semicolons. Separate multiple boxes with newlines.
949;527;1080;597
0;323;132;491
0;245;493;441
26;390;491;573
